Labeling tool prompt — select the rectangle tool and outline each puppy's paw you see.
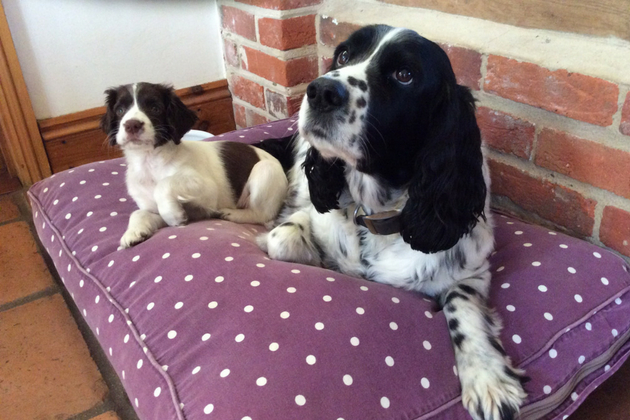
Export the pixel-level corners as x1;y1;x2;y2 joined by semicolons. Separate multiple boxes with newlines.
460;363;527;420
218;210;232;221
256;232;270;253
120;228;152;249
161;209;188;227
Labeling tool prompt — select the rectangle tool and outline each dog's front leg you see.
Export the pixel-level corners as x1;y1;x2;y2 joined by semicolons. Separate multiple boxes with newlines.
120;209;166;248
441;276;527;420
154;176;191;226
257;210;321;266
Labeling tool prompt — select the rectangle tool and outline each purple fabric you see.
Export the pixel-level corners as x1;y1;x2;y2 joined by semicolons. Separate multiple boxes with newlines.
28;118;630;420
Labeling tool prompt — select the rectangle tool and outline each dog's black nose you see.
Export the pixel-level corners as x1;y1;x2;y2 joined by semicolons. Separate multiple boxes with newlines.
124;119;144;135
306;78;349;112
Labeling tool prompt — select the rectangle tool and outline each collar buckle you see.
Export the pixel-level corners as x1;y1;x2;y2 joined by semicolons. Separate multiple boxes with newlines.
353;205;402;235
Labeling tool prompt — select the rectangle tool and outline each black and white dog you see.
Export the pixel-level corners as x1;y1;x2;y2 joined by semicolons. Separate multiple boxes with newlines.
257;26;527;420
101;83;287;248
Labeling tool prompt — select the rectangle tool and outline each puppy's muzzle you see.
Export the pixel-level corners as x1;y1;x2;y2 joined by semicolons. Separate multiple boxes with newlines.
124;119;145;136
306;78;349;113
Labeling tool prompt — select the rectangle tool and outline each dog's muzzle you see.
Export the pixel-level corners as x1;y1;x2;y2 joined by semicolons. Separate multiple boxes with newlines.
306;77;349;113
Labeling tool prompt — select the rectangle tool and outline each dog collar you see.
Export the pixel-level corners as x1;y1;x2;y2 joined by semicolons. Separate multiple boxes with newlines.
353;205;402;235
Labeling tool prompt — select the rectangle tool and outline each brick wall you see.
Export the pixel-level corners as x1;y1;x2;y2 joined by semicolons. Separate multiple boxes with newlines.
219;0;321;128
220;1;630;260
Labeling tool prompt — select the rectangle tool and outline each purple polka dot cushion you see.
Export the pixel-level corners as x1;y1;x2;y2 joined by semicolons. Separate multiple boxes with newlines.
29;118;630;420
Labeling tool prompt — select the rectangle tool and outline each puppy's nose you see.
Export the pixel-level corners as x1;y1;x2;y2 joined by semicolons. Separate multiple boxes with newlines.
306;78;349;112
124;119;144;135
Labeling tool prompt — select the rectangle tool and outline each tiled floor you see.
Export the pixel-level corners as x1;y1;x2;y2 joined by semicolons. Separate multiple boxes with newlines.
0;191;137;420
1;188;629;420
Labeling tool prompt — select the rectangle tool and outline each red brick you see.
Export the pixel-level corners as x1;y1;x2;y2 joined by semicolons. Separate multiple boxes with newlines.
320;56;333;75
222;6;256;41
231;75;265;109
247;108;271;126
242;47;318;86
265;89;304;118
319;16;361;47
485;55;619;127
224;39;240;68
235;0;321;10
259;15;316;50
489;159;596;237
476;107;535;159
265;89;289;118
440;44;482;90
234;103;247;128
535;128;630;199
600;206;630;257
621;92;630;136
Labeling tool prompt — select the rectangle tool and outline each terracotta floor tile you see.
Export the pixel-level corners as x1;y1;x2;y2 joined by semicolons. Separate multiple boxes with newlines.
0;221;55;306
0;294;108;420
0;195;20;223
93;411;122;420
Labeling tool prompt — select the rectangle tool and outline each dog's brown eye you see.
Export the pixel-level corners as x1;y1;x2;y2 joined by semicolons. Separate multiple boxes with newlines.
116;107;125;115
337;50;349;66
151;106;161;114
395;69;413;85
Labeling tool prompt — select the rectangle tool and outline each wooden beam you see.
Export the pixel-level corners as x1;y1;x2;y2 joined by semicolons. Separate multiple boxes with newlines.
380;0;630;42
0;1;51;186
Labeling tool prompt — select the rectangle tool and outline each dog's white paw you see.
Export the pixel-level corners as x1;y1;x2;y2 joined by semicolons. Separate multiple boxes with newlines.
256;232;270;253
120;227;153;249
161;209;188;227
460;364;527;420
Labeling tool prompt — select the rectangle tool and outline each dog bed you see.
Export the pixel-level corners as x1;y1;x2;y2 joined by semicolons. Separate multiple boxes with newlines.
28;117;630;420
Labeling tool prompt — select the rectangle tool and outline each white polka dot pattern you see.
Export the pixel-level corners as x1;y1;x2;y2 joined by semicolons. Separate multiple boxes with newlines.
26;119;630;420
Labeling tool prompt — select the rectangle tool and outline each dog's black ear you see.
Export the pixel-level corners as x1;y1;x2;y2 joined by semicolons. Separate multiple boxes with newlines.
400;84;486;253
100;88;119;146
303;146;346;213
164;86;198;144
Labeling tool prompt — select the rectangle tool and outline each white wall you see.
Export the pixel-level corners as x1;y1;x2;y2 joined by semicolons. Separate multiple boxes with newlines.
3;0;226;119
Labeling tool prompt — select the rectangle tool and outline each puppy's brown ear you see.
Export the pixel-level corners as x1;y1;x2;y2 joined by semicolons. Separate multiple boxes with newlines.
100;88;119;146
164;86;198;144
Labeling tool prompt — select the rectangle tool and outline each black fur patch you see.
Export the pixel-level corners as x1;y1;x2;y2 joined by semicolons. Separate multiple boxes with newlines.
356;97;367;108
302;147;346;213
458;284;478;296
453;333;465;349
219;142;261;202
489;337;507;356
444;291;469;305
448;318;459;331
349;111;357;124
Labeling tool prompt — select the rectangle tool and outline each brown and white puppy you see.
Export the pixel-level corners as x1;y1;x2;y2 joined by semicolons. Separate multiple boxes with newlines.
101;82;287;248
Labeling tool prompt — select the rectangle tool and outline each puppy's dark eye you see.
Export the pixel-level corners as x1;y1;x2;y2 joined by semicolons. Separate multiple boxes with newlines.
151;106;161;114
337;50;349;66
394;69;413;85
116;107;125;116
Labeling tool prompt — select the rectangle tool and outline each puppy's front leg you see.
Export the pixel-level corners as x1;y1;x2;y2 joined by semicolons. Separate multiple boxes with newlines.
441;276;527;420
154;176;189;226
120;209;166;248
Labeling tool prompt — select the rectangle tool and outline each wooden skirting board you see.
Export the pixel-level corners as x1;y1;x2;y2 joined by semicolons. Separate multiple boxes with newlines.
39;80;236;173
